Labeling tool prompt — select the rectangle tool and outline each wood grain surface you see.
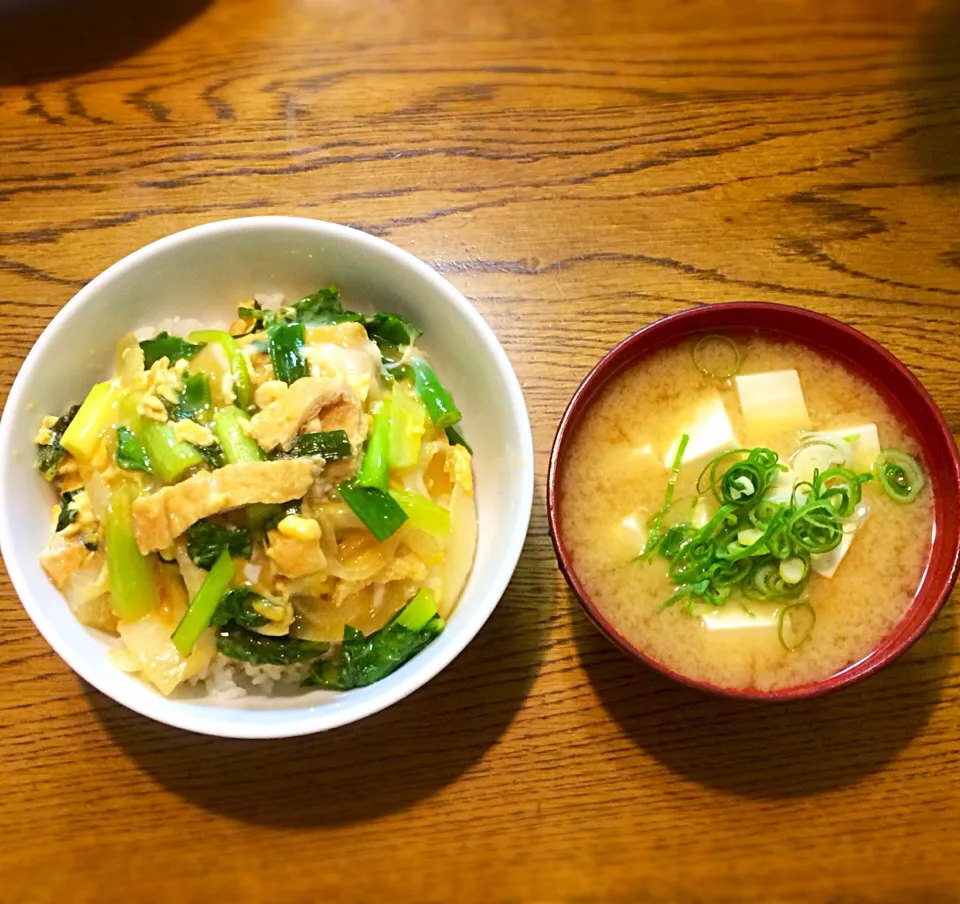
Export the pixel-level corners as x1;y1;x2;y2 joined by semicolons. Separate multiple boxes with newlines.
2;1;960;901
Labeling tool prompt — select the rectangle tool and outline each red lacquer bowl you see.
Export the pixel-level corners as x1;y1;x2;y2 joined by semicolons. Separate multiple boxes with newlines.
547;302;960;700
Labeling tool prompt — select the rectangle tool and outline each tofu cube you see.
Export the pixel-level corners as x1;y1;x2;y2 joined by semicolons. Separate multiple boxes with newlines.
810;532;853;579
735;370;811;433
825;423;881;473
611;510;649;558
690;496;712;528
663;396;739;470
702;607;778;631
763;467;806;507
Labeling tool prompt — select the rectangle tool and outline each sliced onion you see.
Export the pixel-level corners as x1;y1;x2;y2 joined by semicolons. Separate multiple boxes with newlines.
790;433;853;482
440;485;477;618
843;502;871;534
316;513;401;581
115;332;145;390
174;541;207;598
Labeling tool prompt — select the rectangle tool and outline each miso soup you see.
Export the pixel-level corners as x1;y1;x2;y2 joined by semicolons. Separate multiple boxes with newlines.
559;334;933;692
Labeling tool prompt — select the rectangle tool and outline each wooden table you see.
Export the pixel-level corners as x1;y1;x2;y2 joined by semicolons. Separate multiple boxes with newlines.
2;1;959;901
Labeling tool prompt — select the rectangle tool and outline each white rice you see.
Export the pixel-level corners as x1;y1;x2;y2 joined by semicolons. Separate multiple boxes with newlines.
135;317;209;341
190;654;312;700
253;292;285;309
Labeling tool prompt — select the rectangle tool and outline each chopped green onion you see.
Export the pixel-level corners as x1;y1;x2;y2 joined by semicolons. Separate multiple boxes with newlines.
138;420;205;483
172;547;235;656
790;433;853;479
778;601;816;651
188;330;252;411
445;423;472;453
409;357;461;429
396;587;439;631
642;441;872;624
60;382;122;463
692;334;741;380
658;523;696;559
106;484;159;621
697;446;784;507
638;433;689;559
213;406;263;464
277;430;352;462
338;481;408;542
267;321;307;384
875;450;925;504
779;557;808;585
356;401;392;492
389;381;426;470
813;466;864;518
389;489;451;538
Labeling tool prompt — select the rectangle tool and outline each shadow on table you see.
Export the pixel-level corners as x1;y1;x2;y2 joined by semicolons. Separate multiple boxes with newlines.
0;0;211;85
574;591;955;799
89;510;554;827
908;0;960;189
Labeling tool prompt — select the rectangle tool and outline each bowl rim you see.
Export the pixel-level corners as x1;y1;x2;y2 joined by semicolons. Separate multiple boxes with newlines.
547;301;960;701
0;215;535;737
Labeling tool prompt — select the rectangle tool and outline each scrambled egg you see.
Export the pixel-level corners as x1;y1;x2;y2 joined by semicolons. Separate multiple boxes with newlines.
302;327;380;404
138;357;188;423
445;444;474;495
34;415;58;446
147;357;187;403
57;489;98;542
172;419;216;447
277;514;322;541
254;380;288;410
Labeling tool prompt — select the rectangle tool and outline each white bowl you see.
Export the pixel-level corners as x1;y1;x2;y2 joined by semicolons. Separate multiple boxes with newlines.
0;216;534;738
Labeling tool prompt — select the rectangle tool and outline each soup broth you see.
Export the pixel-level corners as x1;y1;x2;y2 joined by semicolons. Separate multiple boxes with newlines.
559;334;933;692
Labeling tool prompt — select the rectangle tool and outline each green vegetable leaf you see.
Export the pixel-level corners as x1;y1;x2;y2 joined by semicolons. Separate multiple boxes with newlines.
237;301;271;332
185;520;253;570
34;404;80;480
292;285;363;326
115;426;154;474
56;490;81;532
306;609;444;690
211;588;270;630
195;441;226;470
175;372;212;422
139;332;206;368
248;500;301;534
54;489;98;550
272;430;352;462
216;624;328;666
267;321;308;384
363;312;422;352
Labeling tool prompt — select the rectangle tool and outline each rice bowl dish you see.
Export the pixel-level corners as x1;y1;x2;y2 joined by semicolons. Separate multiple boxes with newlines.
34;286;477;701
